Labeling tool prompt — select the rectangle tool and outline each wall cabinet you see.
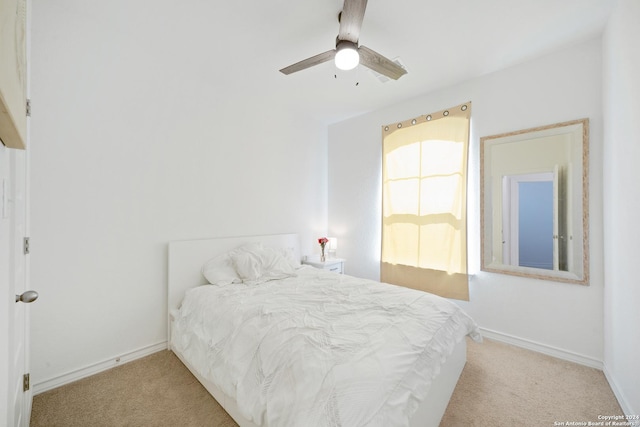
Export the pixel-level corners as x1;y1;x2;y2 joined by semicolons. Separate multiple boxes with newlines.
0;0;28;150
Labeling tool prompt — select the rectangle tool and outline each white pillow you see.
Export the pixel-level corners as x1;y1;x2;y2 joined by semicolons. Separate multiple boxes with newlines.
261;246;297;280
230;242;296;285
232;248;263;283
279;247;301;269
201;253;241;286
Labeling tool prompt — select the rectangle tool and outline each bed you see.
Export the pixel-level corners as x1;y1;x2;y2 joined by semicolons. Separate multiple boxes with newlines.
167;233;481;427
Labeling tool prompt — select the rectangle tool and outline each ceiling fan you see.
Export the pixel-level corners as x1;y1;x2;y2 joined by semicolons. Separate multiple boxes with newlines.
279;0;407;80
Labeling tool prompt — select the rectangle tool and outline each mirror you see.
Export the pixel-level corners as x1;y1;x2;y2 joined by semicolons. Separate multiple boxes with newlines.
480;119;589;284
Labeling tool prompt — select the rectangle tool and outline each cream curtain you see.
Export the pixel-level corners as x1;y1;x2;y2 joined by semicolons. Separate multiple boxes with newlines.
381;103;471;300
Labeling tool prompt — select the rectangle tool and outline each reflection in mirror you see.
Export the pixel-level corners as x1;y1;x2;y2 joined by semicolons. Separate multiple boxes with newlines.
481;119;589;285
503;172;558;270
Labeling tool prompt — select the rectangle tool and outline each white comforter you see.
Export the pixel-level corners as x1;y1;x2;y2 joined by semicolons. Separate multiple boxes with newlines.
172;266;481;427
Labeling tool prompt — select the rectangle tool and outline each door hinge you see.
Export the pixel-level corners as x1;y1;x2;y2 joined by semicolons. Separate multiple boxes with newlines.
26;99;31;117
23;374;30;392
24;237;30;255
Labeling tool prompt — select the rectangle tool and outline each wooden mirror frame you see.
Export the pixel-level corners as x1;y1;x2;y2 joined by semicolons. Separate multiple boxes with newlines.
480;118;589;285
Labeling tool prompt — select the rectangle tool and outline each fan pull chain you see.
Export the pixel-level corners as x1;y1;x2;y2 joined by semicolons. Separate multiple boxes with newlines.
333;73;360;86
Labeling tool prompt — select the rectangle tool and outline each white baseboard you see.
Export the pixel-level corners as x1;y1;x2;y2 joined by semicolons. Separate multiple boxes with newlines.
603;364;637;417
479;327;603;370
33;341;167;395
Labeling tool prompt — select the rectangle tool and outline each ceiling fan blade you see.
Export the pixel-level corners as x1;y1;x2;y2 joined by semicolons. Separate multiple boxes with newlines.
358;45;407;80
279;50;336;75
338;0;368;44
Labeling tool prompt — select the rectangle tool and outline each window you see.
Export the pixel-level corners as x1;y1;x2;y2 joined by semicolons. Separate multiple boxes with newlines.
381;103;471;300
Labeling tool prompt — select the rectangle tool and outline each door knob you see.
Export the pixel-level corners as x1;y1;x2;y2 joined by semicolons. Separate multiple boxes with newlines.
15;290;39;303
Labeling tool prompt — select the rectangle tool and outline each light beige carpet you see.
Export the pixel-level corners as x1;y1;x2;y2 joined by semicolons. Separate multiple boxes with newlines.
440;339;623;426
31;338;623;426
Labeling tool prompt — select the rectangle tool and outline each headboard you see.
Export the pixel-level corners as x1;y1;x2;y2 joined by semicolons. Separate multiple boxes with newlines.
167;233;301;338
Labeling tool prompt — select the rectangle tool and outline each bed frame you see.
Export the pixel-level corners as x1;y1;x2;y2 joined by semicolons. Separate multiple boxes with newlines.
167;233;466;427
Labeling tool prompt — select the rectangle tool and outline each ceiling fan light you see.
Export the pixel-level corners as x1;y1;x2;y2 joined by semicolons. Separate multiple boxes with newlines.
335;43;359;71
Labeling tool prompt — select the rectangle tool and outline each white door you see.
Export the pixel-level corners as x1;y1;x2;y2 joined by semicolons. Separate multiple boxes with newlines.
2;0;32;423
1;148;11;425
0;145;32;427
552;165;560;271
9;147;33;427
502;171;556;268
12;0;34;424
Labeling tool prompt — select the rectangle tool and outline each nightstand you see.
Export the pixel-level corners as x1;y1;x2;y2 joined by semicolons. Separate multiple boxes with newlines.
302;258;345;274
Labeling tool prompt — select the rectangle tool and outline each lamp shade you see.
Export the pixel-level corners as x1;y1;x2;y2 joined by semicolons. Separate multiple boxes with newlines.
335;42;359;71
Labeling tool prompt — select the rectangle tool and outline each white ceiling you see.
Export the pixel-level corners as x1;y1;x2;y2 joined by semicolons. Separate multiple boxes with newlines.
202;0;614;125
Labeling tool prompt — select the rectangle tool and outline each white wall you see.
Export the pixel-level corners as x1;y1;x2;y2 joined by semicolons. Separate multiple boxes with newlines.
602;0;640;415
329;39;604;364
29;0;328;388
